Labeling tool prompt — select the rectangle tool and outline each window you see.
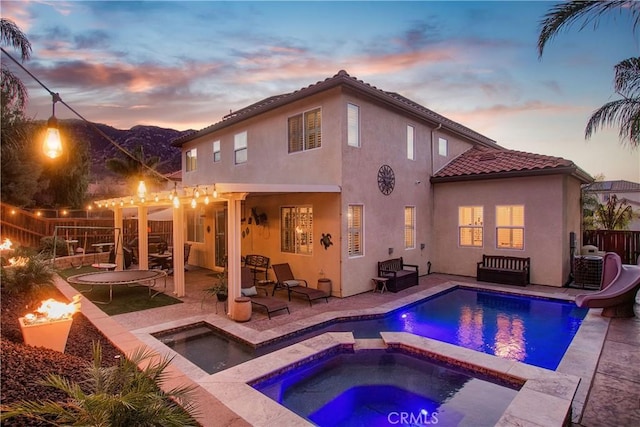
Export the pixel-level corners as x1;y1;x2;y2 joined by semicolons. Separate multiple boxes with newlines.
407;125;415;160
281;205;313;254
186;148;197;172
213;140;221;162
234;131;247;164
496;205;524;249
438;137;448;156
404;206;416;249
459;206;483;247
348;204;363;256
288;108;321;153
347;104;360;147
186;208;204;243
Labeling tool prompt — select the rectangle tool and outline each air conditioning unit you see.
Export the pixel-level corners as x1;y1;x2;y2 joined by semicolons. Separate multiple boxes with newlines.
573;255;603;289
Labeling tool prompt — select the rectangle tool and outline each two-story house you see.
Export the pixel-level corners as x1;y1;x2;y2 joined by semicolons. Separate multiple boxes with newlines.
99;70;591;319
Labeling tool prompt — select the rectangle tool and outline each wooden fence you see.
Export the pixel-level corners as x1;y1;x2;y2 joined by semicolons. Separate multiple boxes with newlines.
583;230;640;265
0;203;172;252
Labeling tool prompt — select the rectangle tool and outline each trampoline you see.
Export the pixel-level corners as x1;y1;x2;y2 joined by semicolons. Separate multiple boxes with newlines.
67;270;167;304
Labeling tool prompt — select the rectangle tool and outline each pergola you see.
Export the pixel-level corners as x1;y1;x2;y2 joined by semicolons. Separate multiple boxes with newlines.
95;182;340;321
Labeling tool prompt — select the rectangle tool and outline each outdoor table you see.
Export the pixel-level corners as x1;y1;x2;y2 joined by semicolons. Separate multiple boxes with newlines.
149;252;172;270
67;269;167;304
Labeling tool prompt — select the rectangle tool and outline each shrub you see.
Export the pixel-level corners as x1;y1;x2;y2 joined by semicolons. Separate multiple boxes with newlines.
0;254;55;296
38;236;69;258
1;343;201;426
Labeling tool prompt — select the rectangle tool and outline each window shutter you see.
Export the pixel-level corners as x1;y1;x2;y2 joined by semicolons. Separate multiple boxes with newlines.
288;115;303;153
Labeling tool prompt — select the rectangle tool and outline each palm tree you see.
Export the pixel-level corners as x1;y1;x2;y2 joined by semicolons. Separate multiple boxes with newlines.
537;1;640;147
106;145;164;192
1;18;32;111
1;344;200;426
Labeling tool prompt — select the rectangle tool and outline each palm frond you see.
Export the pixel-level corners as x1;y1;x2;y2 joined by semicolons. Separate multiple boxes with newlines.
614;57;640;97
585;97;640;147
538;0;640;57
0;18;32;60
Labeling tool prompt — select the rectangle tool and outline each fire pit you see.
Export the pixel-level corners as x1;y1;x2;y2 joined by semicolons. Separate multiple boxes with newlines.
19;295;81;352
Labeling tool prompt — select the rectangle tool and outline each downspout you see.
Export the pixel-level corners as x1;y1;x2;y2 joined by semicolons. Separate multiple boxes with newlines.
428;123;442;274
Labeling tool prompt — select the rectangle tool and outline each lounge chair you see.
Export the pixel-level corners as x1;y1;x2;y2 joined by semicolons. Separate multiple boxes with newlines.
241;267;289;319
271;263;329;306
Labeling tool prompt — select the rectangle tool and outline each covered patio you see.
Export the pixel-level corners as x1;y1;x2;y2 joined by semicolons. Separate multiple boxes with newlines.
93;182;340;321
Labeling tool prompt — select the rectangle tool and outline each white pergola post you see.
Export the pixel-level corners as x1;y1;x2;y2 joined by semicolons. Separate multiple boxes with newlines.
172;202;186;297
227;193;247;320
113;206;124;271
137;206;149;270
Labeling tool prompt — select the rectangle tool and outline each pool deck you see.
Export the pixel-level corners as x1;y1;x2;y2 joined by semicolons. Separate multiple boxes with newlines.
54;267;640;426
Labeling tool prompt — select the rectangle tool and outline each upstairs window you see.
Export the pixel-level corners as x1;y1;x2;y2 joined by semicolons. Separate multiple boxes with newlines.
213;140;221;163
281;205;313;255
459;206;483;247
186;148;197;172
348;204;363;256
438;137;448;156
404;206;416;249
234;131;247;164
288;108;321;153
347;104;360;147
496;205;524;250
407;125;415;160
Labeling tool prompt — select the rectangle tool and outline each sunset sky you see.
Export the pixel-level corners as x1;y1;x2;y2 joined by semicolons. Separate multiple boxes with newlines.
2;1;638;181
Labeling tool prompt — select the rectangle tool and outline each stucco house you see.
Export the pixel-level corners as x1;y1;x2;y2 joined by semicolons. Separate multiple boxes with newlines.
98;70;591;318
582;180;640;231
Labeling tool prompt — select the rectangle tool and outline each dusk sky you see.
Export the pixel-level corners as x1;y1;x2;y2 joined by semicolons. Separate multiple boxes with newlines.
2;1;638;182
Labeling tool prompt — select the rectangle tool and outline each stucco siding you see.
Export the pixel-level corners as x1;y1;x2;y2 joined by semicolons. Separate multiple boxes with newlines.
433;175;573;286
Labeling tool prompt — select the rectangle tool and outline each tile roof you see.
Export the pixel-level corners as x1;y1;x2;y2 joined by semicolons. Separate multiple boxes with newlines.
173;70;498;148
583;180;640;192
432;147;592;183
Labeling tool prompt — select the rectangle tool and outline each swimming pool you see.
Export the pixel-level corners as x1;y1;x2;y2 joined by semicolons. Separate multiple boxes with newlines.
155;286;588;373
252;348;520;426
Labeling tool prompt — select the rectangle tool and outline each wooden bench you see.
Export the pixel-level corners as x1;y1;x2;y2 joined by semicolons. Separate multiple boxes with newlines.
244;254;270;284
476;255;530;286
377;257;419;292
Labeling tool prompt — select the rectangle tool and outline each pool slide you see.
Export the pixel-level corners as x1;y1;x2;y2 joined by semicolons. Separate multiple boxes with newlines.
575;252;640;318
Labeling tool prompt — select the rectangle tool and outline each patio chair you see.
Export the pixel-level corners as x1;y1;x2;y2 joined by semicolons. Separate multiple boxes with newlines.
240;267;289;319
271;263;329;306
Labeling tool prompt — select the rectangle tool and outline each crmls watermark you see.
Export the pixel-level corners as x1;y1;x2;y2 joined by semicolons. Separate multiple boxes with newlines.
388;410;439;425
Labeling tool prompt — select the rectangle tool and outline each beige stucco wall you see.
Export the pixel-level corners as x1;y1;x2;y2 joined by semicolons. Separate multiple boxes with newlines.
432;175;582;287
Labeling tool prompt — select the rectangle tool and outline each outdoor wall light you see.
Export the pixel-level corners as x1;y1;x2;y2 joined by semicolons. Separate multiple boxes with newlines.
388;247;394;255
43;93;63;159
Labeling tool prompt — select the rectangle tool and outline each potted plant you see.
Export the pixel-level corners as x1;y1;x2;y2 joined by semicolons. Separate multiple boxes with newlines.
204;270;228;302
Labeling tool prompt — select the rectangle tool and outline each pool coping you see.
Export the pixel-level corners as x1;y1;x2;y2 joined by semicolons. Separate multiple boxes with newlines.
55;276;608;426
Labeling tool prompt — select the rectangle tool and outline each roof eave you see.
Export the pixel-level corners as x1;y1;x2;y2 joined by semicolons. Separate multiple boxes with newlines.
431;166;593;184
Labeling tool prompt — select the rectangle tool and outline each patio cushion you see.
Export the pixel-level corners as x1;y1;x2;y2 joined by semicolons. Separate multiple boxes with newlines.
284;280;300;287
241;286;258;296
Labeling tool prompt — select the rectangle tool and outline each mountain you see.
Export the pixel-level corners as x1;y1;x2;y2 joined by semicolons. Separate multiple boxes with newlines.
57;119;194;179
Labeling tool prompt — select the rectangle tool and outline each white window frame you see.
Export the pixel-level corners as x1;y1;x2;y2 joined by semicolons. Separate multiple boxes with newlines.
404;206;416;249
234;131;247;164
407;125;415;160
459;206;483;247
213;140;221;163
186;148;197;172
348;204;363;257
438;137;448;157
281;205;313;255
288;107;322;153
347;103;360;147
496;205;525;250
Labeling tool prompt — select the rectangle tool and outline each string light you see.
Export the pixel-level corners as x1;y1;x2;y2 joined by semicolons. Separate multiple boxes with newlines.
213;184;218;199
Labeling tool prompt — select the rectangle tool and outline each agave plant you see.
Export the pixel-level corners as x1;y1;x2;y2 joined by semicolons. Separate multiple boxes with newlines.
0;343;200;426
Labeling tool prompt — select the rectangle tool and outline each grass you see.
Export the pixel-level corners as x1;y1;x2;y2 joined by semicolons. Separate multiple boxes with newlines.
58;266;182;316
